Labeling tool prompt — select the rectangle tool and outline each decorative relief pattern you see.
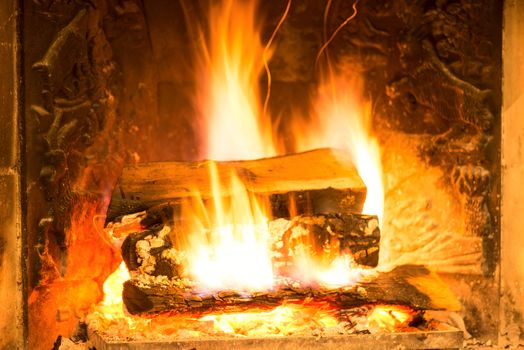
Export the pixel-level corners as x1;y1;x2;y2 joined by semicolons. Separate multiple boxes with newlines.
330;0;499;274
31;6;116;283
452;165;492;241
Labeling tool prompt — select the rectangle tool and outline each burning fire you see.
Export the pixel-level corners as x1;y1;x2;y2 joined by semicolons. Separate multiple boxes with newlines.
183;162;274;292
312;255;363;288
194;0;276;160
179;0;381;292
181;0;277;292
293;71;384;225
200;302;339;336
92;0;390;338
100;262;129;316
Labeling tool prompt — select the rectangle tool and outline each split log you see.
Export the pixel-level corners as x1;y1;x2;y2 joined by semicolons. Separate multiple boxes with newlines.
271;213;380;268
122;265;462;316
105;148;367;223
120;212;380;280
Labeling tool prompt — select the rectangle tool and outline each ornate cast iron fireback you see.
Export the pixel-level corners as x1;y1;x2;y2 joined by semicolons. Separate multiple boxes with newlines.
30;1;117;283
326;0;500;275
28;0;156;288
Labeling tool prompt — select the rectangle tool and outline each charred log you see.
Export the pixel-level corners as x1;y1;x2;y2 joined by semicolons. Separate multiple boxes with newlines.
122;265;461;316
272;213;380;269
120;212;380;279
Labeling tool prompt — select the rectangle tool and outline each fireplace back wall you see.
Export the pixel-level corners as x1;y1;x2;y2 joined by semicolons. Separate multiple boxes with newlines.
0;0;513;348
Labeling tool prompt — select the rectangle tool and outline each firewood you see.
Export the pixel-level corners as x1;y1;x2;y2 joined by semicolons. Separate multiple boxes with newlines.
122;265;461;316
105;148;367;223
120;212;380;280
272;213;380;269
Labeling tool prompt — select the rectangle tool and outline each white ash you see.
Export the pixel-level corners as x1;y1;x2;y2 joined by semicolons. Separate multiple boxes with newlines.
289;224;309;241
131;272;170;288
134;225;179;275
357;286;367;297
161;248;186;265
130;271;194;289
136;239;151;257
268;218;291;243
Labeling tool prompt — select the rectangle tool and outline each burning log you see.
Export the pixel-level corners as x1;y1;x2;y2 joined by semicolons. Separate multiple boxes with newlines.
122;265;461;316
119;212;380;280
272;213;380;268
105;148;367;223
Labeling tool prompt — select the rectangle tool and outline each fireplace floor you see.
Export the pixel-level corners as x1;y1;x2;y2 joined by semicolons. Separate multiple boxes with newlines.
87;327;463;350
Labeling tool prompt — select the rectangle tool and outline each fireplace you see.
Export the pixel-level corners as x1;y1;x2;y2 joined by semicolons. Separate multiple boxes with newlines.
1;0;523;349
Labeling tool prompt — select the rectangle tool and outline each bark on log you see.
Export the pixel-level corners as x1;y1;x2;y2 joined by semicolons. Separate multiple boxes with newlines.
122;265;461;316
120;212;380;280
106;148;367;223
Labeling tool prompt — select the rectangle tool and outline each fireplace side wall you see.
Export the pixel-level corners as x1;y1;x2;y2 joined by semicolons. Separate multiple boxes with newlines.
501;0;524;344
0;0;27;348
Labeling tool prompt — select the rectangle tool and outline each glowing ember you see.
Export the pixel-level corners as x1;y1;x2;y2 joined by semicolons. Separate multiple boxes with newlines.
200;303;339;336
88;300;426;340
290;251;363;288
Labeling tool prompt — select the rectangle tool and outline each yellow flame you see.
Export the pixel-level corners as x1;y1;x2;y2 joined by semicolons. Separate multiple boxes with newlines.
287;244;363;288
100;262;130;318
195;0;275;160
200;303;339;336
314;255;363;287
293;71;384;225
366;305;414;332
183;162;274;292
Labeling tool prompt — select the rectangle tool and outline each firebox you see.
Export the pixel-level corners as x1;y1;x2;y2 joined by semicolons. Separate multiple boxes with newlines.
1;0;524;349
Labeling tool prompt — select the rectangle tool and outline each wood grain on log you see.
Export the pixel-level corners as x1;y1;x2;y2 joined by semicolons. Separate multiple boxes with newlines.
122;265;461;316
106;148;367;223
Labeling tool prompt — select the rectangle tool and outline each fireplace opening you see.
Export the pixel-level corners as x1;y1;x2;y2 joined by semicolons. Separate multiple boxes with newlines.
2;0;509;348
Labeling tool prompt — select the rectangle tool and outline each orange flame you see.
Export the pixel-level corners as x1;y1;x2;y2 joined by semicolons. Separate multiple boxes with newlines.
294;71;384;225
195;0;275;160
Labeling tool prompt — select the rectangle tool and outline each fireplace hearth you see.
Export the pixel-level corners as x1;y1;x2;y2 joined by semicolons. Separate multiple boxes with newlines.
2;0;524;349
89;329;464;350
